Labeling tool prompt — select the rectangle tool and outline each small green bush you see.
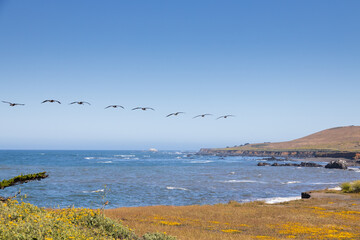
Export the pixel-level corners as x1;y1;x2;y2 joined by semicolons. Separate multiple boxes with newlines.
351;180;360;193
341;182;352;193
341;180;360;193
0;172;48;189
143;232;177;240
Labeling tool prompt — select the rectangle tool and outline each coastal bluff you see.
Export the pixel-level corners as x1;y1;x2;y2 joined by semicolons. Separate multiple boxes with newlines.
199;126;360;160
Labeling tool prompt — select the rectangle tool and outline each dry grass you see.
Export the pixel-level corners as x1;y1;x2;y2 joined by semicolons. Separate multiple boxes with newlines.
105;192;360;240
222;125;360;152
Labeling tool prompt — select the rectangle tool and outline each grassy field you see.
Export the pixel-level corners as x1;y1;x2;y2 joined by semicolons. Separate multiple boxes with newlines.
219;125;360;152
105;190;360;240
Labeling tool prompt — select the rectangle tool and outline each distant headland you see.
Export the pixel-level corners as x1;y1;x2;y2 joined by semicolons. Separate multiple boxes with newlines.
199;125;360;160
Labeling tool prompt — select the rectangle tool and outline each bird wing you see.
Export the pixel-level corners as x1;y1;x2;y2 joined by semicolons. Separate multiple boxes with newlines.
69;102;77;104
119;105;124;109
2;101;11;104
55;100;61;104
166;113;174;117
193;115;201;119
16;103;25;106
105;105;112;109
147;107;155;111
216;116;224;119
132;107;140;110
41;100;49;103
84;102;91;105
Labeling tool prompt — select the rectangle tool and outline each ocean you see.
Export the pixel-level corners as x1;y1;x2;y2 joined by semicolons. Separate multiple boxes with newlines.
0;150;359;208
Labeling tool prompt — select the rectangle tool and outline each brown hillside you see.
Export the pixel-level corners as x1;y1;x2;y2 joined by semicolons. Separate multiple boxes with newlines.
226;126;360;152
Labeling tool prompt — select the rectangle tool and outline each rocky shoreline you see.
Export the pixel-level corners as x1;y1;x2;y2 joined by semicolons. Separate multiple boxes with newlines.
198;148;360;159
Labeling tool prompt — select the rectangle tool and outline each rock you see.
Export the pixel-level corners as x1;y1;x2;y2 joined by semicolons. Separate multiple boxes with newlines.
257;162;270;166
325;160;348;169
301;192;311;199
300;162;322;167
271;163;279;166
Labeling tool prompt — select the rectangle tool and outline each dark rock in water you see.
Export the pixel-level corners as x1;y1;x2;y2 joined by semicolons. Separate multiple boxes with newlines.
261;156;286;161
301;192;311;199
257;162;270;166
271;163;279;166
325;160;348;169
300;162;322;167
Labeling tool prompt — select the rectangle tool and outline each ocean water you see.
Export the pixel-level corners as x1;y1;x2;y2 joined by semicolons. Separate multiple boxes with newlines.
0;150;359;208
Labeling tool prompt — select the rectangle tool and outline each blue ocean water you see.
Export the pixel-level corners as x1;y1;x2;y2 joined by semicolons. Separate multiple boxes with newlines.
0;150;359;208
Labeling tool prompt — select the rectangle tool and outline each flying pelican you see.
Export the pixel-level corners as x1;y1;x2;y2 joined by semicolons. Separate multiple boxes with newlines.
70;101;91;105
105;105;124;109
193;114;212;119
42;99;61;104
217;115;235;119
2;101;25;107
166;112;185;117
132;107;155;111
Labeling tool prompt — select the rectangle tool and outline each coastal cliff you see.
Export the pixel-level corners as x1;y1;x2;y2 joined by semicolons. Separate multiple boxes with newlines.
198;148;360;159
199;126;360;160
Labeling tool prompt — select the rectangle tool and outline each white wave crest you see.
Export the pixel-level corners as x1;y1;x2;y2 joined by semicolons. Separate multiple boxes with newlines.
283;181;301;184
97;161;113;164
82;189;105;193
85;157;95;160
114;154;135;157
328;186;341;191
166;186;188;191
222;180;261;183
348;168;360;172
261;196;301;204
312;182;339;185
190;160;214;164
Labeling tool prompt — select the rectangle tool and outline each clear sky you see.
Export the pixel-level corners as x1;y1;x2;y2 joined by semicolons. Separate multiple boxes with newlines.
0;0;359;150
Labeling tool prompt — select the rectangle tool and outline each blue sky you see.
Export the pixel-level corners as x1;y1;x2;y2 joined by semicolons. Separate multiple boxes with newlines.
0;0;359;150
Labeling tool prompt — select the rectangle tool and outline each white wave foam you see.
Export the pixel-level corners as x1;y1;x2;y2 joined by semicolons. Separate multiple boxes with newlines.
312;182;339;185
328;186;341;191
97;161;113;164
222;180;260;183
190;160;214;164
85;157;95;160
166;186;188;191
82;189;105;193
114;155;135;157
283;181;301;184
261;196;301;204
348;168;360;172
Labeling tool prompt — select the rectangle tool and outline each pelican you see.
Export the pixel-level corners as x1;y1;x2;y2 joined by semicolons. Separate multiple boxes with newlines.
42;99;61;104
105;105;124;109
193;114;212;119
2;101;25;107
70;101;91;105
217;115;235;119
166;112;185;117
132;107;154;111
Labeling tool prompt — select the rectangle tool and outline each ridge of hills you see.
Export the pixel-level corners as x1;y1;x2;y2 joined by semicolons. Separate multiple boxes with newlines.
200;126;360;159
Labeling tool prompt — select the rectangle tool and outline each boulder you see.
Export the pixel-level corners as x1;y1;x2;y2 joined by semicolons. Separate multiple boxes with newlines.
300;162;322;167
257;162;270;166
325;160;348;169
301;192;311;199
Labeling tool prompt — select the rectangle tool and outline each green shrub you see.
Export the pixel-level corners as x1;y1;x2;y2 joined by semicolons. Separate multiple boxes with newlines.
142;232;177;240
341;182;352;193
351;180;360;193
0;172;48;189
341;180;360;193
0;200;176;240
